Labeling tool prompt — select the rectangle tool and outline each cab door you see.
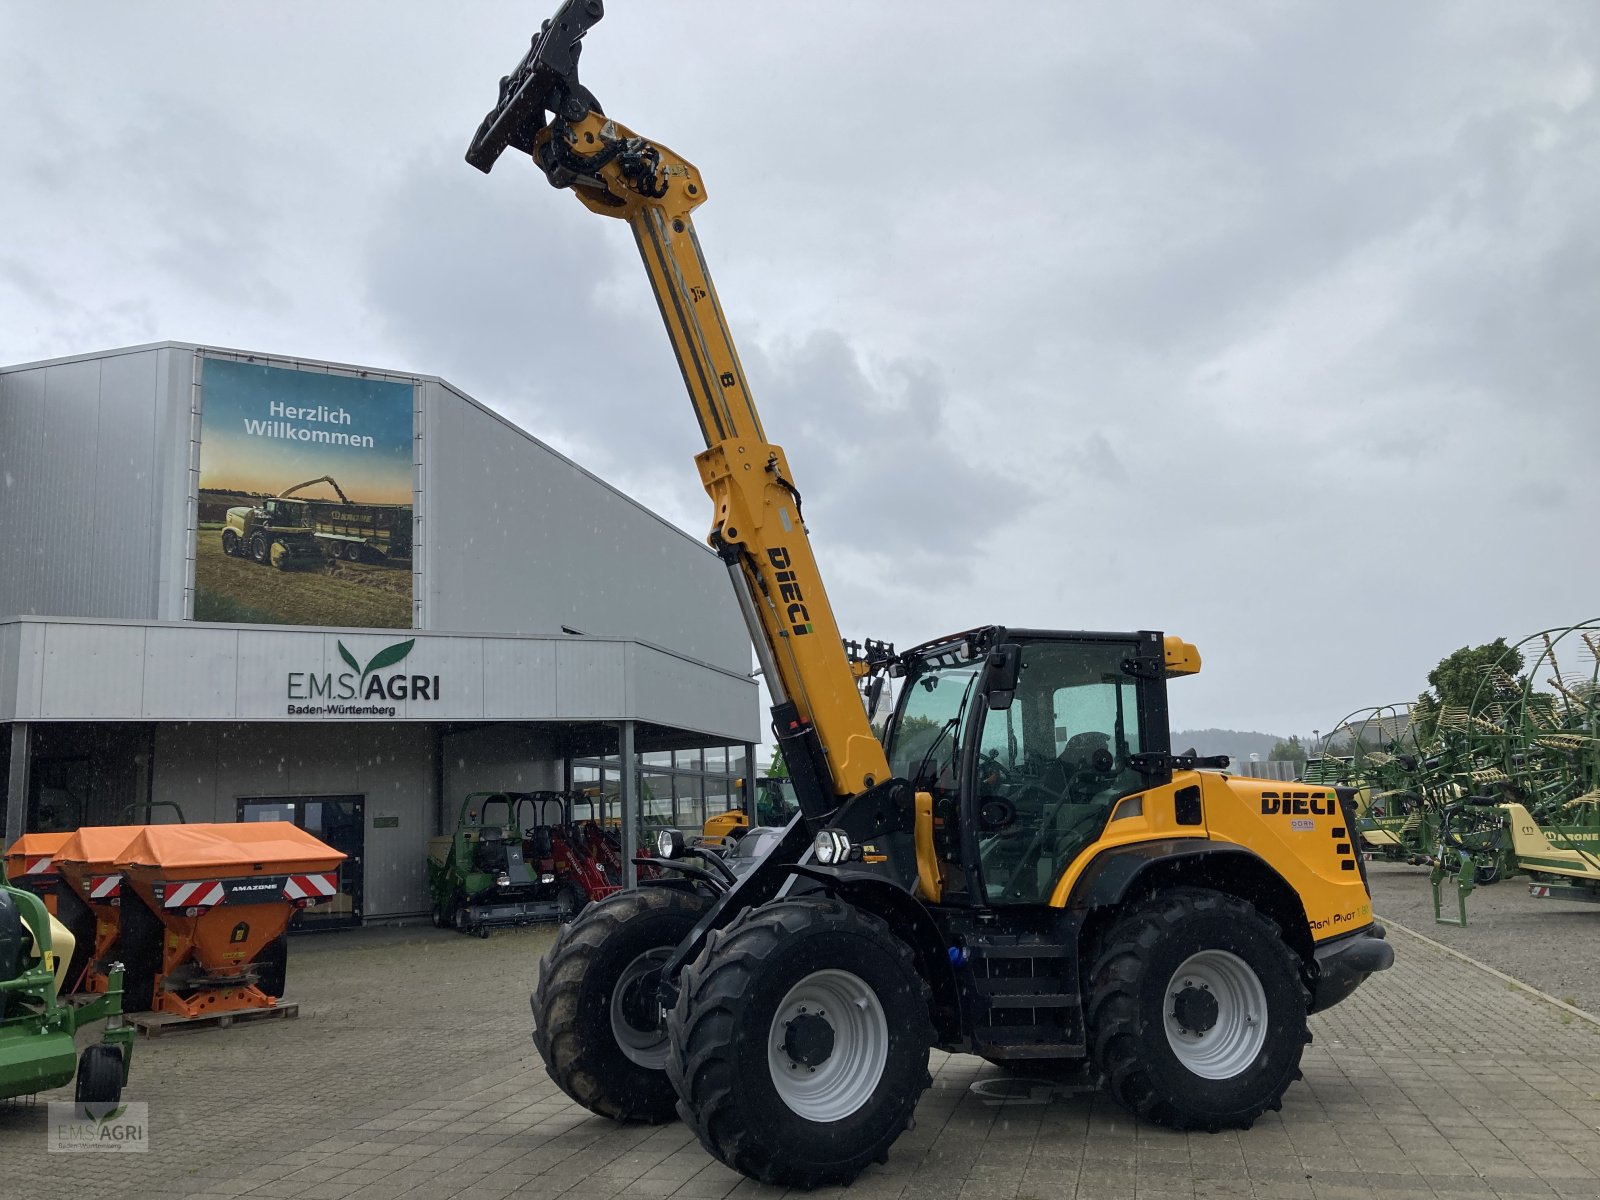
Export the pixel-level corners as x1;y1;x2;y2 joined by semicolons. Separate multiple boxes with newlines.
966;637;1158;905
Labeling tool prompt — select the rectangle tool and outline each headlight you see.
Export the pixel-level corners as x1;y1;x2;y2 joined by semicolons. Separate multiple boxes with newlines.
496;871;511;888
813;829;850;865
656;829;687;859
539;872;556;884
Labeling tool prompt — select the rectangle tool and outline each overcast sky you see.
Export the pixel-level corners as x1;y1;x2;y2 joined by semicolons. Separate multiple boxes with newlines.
4;2;1598;738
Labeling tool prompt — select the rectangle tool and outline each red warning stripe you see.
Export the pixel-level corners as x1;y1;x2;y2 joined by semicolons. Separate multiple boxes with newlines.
25;856;55;875
88;873;122;900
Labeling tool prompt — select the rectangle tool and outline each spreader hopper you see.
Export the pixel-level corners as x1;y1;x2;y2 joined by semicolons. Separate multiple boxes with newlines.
116;822;344;1019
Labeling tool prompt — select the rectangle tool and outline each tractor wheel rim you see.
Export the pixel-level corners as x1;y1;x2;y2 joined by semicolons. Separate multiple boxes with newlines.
767;969;888;1123
1162;949;1268;1080
610;948;672;1068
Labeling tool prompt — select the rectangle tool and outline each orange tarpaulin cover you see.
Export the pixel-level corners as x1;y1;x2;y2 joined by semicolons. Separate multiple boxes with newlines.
117;822;344;875
53;826;145;871
4;832;73;868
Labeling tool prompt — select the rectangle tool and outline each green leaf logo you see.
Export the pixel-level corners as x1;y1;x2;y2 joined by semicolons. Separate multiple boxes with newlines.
338;638;416;679
363;639;415;676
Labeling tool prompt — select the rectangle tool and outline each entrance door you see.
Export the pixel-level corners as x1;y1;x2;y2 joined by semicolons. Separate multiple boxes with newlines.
238;795;364;928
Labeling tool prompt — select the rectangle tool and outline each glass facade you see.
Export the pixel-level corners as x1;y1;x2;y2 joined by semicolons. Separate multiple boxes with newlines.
568;745;749;844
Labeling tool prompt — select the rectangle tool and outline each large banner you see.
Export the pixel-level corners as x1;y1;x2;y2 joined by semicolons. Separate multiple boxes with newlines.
195;357;415;629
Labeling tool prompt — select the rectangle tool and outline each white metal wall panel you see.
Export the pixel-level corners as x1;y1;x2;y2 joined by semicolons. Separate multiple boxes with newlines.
0;348;177;623
234;627;328;717
0;365;48;618
41;359;102;617
153;348;194;620
555;639;627;719
628;644;761;743
481;638;558;718
420;381;750;677
140;624;239;718
0;622;18;722
93;351;163;611
38;623;145;719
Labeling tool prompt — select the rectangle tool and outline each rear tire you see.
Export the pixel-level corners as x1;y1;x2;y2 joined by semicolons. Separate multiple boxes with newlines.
667;898;933;1188
532;886;711;1123
249;534;269;563
221;529;241;556
75;1044;123;1105
1087;887;1308;1131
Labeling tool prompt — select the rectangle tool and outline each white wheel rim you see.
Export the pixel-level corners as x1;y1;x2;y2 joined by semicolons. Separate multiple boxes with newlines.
767;969;888;1122
610;948;671;1068
1162;949;1268;1080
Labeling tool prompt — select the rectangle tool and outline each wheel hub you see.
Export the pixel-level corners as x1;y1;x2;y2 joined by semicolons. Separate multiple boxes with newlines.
1171;983;1220;1035
767;969;889;1122
1161;949;1269;1080
618;969;661;1031
610;948;674;1069
782;1011;836;1068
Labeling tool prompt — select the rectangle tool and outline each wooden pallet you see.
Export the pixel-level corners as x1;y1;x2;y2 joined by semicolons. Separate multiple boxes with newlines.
130;1002;299;1038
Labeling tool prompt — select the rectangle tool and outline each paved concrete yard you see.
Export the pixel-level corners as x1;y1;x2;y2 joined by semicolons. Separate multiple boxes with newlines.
5;915;1600;1200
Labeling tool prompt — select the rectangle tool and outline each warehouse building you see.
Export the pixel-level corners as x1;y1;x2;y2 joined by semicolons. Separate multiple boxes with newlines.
0;342;761;924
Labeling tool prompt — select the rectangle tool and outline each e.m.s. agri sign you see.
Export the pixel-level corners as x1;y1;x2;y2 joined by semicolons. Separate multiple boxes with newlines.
286;639;440;717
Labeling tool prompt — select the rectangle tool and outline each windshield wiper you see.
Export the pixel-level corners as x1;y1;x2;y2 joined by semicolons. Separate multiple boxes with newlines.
910;671;979;789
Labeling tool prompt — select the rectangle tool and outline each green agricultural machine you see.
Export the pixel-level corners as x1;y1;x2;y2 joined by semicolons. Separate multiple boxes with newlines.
1323;620;1600;924
1;882;132;1104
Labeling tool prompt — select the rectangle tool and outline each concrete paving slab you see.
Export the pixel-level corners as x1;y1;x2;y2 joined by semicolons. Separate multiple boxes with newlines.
3;912;1598;1200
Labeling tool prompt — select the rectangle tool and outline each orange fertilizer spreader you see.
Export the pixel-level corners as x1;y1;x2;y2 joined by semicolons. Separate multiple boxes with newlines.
114;822;344;1019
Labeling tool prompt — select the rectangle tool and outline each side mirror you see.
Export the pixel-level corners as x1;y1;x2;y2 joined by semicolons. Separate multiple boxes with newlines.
863;675;886;721
985;644;1022;710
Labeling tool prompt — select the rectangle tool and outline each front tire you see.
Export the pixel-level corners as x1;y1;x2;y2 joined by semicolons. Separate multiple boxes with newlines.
1087;887;1308;1131
532;886;712;1123
667;898;933;1188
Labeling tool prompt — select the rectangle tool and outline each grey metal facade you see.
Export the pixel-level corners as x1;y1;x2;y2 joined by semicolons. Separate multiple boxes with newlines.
0;618;756;737
0;343;751;677
418;379;745;673
0;342;762;920
0;345;191;623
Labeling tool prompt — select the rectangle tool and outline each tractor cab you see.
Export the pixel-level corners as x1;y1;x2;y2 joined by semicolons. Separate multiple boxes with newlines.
884;628;1193;906
261;497;304;526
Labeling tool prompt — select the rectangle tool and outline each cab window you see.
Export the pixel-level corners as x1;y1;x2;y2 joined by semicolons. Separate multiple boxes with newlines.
974;641;1145;904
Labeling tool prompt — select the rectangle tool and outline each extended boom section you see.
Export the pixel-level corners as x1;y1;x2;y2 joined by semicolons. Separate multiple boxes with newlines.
468;5;885;819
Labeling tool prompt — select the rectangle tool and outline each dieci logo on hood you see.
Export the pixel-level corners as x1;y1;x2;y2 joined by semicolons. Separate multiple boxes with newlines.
287;638;441;702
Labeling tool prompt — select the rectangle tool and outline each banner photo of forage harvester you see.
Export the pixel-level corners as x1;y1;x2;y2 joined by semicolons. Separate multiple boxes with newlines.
194;357;415;629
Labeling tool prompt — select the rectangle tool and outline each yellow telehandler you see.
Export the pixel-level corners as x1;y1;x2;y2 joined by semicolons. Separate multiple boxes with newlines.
466;3;1392;1187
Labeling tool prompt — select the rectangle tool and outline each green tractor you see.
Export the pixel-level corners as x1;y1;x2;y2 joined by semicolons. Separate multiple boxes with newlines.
1;882;132;1104
427;792;592;935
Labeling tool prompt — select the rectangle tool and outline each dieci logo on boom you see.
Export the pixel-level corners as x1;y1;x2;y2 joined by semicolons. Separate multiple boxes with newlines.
287;639;440;702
